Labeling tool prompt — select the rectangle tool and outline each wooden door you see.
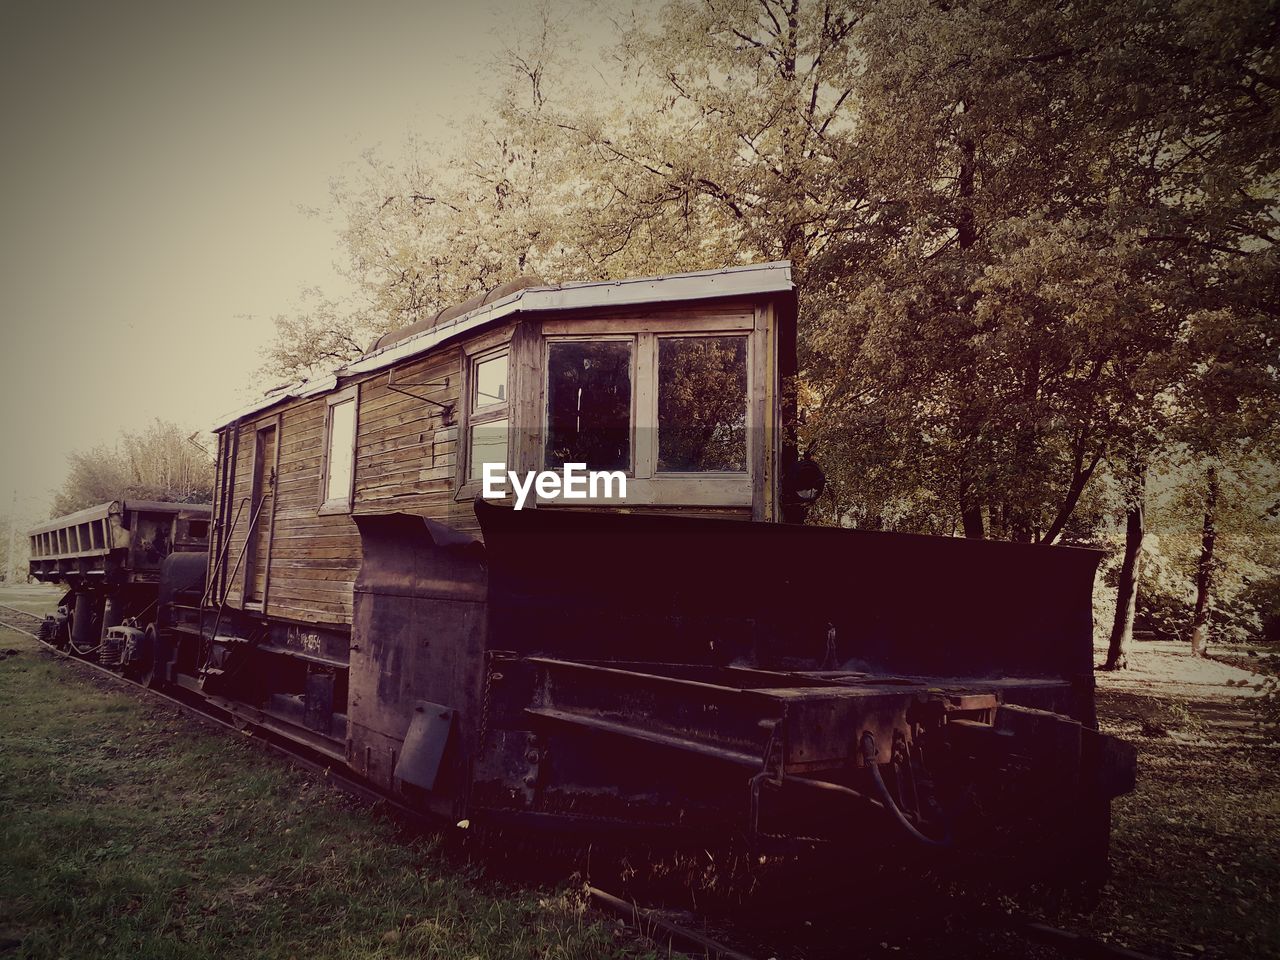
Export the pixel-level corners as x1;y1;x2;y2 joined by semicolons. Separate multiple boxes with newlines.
244;423;277;606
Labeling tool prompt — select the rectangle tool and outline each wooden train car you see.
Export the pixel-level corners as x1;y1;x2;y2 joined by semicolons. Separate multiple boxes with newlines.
207;262;798;623
36;262;1136;879
186;263;802;753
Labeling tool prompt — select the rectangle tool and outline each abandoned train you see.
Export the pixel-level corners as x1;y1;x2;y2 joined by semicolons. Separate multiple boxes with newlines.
31;261;1135;878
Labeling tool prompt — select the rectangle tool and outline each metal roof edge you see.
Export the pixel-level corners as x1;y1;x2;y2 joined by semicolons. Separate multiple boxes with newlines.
348;259;793;375
210;374;338;431
211;261;792;430
29;499;213;536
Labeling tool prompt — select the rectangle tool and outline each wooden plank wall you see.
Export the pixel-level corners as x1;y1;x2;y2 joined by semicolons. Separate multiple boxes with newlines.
353;346;476;531
212;299;777;630
268;391;356;624
217;345;467;628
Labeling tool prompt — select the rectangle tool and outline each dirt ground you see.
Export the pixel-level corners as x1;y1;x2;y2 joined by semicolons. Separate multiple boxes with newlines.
1065;638;1279;959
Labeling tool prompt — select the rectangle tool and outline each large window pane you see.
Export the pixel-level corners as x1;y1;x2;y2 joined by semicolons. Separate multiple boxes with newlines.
657;336;748;472
325;398;356;502
473;353;508;409
545;341;631;471
469;418;509;480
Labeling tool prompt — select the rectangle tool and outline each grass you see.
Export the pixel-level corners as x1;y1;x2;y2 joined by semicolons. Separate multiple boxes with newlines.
0;626;650;960
3;599;1277;960
0;583;64;616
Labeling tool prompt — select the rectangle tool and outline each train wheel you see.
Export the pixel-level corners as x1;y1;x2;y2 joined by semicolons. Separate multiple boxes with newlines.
139;625;165;688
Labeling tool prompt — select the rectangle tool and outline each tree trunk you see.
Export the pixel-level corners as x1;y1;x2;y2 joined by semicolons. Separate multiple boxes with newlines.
1102;474;1145;671
1189;465;1220;658
956;111;983;543
958;133;975;250
961;503;985;539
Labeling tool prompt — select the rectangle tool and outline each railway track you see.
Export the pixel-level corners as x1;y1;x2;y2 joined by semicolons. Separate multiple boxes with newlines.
0;600;1165;960
0;601;45;637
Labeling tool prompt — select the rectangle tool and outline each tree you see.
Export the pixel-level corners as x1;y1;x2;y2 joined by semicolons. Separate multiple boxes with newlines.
570;0;866;277
1151;237;1280;657
262;290;381;383
1;512;28;583
809;0;1277;551
1142;451;1280;654
262;0;874;381
261;0;608;383
52;420;215;516
1102;455;1148;670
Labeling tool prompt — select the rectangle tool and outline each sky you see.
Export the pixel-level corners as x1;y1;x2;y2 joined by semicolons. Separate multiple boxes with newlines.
0;0;585;520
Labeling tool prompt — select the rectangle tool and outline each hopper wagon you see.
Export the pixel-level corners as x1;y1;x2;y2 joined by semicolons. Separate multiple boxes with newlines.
32;262;1135;880
27;499;210;668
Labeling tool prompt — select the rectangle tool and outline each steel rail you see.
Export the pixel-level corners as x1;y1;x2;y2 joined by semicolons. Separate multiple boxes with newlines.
0;602;43;638
586;887;755;960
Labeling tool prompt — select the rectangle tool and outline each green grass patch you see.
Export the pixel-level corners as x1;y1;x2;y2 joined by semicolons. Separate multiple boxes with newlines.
0;583;63;616
0;627;649;960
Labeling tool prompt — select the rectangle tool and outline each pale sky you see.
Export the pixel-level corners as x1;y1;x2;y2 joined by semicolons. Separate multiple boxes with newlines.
0;0;597;520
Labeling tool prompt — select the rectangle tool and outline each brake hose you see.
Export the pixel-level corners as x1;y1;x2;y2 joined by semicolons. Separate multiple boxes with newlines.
861;731;952;849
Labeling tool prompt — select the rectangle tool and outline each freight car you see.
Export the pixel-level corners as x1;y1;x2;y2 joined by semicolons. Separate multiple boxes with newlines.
27;499;210;668
33;262;1135;879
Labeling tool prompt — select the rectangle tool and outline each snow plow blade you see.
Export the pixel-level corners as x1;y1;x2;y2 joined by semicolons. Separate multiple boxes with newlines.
467;501;1132;879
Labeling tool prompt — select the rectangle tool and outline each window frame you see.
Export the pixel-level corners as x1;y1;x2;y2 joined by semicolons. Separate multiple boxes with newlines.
317;385;359;515
542;334;637;476
538;324;755;507
471;350;511;417
456;341;513;498
651;331;752;478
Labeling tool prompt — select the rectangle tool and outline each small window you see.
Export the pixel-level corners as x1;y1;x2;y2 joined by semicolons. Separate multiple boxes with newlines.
321;393;357;511
187;519;210;540
473;353;509;411
466;349;510;482
657;336;748;472
545;340;632;471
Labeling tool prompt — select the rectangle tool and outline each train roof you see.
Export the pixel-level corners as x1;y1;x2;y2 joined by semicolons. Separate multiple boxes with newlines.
29;499;211;536
212;260;794;430
367;275;547;354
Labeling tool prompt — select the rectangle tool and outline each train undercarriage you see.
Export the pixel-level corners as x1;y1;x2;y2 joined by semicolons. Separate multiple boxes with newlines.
36;500;1137;885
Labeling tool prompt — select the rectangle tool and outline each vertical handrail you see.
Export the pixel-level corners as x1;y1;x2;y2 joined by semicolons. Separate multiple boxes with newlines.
219;427;241;601
198;496;249;614
198;489;270;675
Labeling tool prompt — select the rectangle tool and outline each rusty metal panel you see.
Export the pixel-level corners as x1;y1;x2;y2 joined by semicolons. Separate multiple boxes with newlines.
394;703;457;791
303;670;336;734
348;512;488;811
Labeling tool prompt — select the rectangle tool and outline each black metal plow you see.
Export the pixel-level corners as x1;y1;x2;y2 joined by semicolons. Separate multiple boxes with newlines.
468;502;1135;877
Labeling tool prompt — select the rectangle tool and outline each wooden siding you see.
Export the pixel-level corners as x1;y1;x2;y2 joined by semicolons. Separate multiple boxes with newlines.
211;299;782;629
